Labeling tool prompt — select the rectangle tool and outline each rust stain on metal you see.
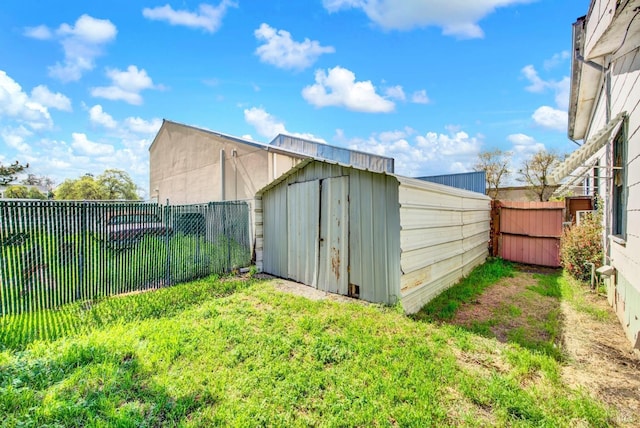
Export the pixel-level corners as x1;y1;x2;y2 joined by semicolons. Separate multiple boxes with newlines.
331;247;340;280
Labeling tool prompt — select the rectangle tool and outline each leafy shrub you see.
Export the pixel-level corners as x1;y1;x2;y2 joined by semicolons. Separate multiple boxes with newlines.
560;211;603;282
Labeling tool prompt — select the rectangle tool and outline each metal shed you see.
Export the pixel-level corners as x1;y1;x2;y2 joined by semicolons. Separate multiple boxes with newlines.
254;159;491;313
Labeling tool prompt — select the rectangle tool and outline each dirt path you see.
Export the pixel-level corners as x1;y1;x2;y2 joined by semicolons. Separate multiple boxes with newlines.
450;268;640;426
560;289;640;426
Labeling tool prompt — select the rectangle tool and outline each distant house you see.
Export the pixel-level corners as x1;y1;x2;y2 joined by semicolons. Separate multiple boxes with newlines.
149;120;393;204
492;185;560;202
550;0;640;349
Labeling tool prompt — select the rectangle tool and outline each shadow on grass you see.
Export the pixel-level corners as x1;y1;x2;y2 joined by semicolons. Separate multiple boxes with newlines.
0;274;261;351
412;259;567;361
0;341;218;426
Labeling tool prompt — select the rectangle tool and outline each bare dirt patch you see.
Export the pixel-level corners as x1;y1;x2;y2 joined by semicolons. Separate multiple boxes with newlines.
560;291;640;426
449;267;640;426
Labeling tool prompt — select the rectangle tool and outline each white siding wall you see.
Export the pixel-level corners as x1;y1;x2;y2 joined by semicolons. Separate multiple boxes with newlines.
398;178;491;314
586;37;640;346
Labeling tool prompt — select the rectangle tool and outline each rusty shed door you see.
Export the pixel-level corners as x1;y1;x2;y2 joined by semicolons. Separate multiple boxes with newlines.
287;180;320;287
318;176;349;295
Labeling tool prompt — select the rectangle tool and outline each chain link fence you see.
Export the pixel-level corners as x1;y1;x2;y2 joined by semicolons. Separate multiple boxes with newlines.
0;200;251;316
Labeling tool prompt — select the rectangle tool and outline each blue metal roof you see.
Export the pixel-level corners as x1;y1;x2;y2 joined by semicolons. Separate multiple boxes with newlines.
415;171;486;194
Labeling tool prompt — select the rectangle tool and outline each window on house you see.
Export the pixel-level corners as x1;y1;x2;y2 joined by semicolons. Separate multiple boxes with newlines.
612;126;627;237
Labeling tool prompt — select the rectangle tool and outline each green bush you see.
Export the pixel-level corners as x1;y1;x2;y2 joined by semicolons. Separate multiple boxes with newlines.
560;211;603;282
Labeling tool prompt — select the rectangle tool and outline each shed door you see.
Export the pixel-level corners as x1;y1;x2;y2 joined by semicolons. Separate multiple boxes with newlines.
318;176;349;295
287;180;320;287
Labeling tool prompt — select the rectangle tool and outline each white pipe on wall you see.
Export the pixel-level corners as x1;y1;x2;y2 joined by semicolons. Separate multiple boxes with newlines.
220;149;225;201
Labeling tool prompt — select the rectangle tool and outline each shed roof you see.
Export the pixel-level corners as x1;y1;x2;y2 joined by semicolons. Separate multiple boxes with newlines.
256;157;490;201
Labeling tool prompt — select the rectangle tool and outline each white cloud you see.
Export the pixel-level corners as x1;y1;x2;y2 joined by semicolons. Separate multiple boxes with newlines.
507;133;545;154
71;132;115;156
142;1;237;33
254;23;335;71
522;65;548;93
523;61;571;129
89;104;117;128
124;117;162;134
543;50;570;70
344;127;482;176
302;66;395;113
411;89;430;104
1;126;33;153
244;106;326;142
0;70;53;130
244;107;286;139
384;85;406;101
532;106;568;131
42;15;117;82
24;25;52;40
30;85;72;111
88;104;161;136
522;65;570;109
91;65;157;105
322;0;533;38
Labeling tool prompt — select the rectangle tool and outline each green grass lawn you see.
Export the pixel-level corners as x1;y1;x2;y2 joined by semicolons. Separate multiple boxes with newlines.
0;262;615;427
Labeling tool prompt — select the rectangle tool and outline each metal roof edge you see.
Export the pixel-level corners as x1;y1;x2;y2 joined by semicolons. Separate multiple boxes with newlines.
149;120;312;159
256;158;490;201
270;133;395;163
396;175;491;200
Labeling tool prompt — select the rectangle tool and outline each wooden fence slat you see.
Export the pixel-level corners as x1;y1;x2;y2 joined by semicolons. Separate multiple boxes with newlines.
493;200;564;267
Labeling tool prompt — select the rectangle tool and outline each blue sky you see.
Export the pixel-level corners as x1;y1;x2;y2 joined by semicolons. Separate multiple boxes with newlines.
1;0;586;197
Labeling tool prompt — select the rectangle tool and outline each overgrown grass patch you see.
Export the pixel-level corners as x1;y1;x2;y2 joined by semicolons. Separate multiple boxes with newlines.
0;270;615;426
412;257;515;322
0;274;251;350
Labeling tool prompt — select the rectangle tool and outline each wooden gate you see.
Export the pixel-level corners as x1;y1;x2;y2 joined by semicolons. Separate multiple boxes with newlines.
491;200;564;267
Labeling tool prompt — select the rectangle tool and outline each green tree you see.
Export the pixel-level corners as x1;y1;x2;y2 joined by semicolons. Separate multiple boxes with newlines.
27;187;47;200
0;161;28;185
517;150;561;202
98;169;140;200
474;149;511;199
4;185;29;198
54;169;140;200
55;175;108;200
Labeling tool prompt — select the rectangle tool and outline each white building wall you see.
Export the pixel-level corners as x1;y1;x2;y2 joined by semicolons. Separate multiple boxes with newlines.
585;33;640;347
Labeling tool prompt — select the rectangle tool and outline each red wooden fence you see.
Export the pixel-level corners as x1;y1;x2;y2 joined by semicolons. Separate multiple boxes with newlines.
491;200;564;267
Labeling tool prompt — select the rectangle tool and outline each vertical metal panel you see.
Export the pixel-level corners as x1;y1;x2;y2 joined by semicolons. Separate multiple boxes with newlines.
287;180;320;287
318;176;349;295
259;160;401;305
416;171;486;194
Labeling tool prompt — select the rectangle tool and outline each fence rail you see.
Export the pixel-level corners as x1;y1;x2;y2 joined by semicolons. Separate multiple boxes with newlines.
0;200;251;316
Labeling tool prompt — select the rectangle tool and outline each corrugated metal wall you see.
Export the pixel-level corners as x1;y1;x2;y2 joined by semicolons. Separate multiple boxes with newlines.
270;135;395;174
415;171;487;194
257;160;490;312
397;178;491;314
258;160;400;305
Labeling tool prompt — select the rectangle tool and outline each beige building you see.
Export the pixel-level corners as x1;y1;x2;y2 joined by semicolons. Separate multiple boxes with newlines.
149;120;308;204
149;120;394;205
